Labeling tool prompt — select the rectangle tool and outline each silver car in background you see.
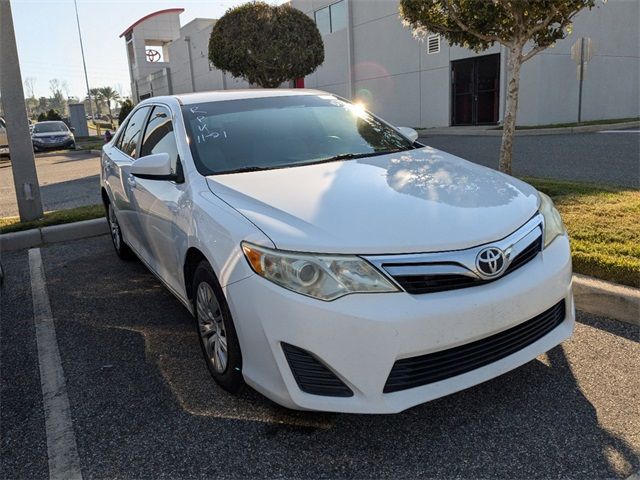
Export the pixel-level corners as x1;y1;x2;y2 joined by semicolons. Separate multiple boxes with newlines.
31;121;76;152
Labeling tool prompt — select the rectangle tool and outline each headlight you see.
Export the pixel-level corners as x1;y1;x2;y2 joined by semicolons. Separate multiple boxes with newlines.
539;192;566;248
241;242;398;301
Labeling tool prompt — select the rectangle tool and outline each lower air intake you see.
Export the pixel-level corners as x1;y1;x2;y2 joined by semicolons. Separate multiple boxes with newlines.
384;300;566;393
281;343;353;397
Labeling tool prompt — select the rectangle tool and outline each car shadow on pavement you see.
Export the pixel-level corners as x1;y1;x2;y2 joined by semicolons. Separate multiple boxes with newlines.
40;236;639;479
331;342;639;479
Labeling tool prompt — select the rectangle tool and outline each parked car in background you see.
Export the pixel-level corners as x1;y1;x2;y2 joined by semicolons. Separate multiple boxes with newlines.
101;89;573;413
0;117;8;157
32;121;76;152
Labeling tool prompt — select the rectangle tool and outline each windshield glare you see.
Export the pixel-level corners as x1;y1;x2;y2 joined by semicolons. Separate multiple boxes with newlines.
182;95;414;175
33;123;69;134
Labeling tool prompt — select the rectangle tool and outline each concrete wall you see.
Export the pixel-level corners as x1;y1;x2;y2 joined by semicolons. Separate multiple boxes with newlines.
124;1;639;127
292;0;639;127
517;0;640;125
128;11;182;99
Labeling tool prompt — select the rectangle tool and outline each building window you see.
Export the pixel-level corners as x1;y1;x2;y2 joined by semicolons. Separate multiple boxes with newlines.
314;6;331;35
427;34;441;54
314;1;346;35
330;1;346;32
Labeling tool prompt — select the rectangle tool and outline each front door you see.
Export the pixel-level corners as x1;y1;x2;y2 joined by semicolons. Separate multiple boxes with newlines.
130;105;188;295
451;54;500;126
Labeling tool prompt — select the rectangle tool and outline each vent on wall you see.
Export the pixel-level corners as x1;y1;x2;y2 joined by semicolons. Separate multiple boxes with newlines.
427;34;441;54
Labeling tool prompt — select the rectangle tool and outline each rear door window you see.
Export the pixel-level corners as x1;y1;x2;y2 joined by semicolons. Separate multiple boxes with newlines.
118;107;150;158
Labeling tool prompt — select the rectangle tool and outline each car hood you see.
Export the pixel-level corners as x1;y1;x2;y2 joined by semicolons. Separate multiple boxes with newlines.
206;147;540;254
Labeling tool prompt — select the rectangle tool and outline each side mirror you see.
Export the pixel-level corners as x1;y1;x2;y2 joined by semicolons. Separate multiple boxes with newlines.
131;153;173;180
397;126;419;143
70;127;76;132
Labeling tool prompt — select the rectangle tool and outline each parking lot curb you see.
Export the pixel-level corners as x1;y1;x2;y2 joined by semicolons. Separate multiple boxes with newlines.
417;120;639;137
1;217;107;252
1;220;638;326
573;274;640;327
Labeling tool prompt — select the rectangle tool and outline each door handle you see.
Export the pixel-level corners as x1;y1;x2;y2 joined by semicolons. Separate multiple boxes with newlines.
127;174;136;188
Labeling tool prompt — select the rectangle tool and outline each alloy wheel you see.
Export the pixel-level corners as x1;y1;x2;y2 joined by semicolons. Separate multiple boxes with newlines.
196;281;228;373
108;204;120;251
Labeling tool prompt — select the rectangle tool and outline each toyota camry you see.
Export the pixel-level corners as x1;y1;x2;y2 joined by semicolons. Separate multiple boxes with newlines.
100;90;573;413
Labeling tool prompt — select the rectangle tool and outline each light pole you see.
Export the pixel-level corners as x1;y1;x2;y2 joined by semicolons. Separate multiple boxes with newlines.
73;0;95;125
0;0;44;221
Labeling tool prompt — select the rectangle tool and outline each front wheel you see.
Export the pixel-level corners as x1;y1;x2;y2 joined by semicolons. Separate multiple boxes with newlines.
193;261;244;393
106;202;134;260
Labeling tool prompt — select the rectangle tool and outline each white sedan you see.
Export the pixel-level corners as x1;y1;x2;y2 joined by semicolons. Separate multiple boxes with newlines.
100;90;573;413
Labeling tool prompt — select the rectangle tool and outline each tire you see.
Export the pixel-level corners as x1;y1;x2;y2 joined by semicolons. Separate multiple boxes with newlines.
193;260;244;393
106;202;134;260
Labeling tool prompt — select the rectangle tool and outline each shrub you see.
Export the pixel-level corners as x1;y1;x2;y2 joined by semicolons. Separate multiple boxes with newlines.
209;2;324;88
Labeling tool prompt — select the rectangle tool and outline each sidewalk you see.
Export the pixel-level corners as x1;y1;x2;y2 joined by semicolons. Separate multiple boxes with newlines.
418;120;640;136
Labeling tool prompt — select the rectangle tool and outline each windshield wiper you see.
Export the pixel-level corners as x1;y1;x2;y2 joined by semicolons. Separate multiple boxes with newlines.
217;166;273;174
310;148;413;165
214;148;414;175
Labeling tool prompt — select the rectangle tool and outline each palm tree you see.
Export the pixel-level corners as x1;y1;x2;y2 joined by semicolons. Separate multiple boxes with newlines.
98;87;120;127
89;88;103;118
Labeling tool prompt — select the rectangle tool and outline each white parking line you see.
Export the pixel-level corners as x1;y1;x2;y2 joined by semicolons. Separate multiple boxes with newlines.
28;248;83;480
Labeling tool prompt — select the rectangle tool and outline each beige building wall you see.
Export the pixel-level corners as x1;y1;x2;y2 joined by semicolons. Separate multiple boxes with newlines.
123;2;640;128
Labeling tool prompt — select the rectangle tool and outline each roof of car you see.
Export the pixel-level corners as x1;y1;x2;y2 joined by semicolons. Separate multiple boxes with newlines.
150;89;330;106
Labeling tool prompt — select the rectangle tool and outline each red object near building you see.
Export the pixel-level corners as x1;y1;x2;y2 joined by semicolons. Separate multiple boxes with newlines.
294;78;305;88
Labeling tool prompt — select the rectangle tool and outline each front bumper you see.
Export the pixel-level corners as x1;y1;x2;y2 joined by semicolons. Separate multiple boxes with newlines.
33;139;74;151
224;235;574;413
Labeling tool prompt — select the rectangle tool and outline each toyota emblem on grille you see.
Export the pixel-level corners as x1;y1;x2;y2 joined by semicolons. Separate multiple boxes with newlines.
476;247;507;277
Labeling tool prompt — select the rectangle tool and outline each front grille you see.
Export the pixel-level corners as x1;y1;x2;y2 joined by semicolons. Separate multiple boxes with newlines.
281;343;353;397
393;273;480;294
390;237;542;295
384;300;566;393
505;237;542;274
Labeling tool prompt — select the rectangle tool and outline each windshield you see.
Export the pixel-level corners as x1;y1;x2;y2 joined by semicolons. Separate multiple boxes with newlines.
182;95;415;175
33;123;69;134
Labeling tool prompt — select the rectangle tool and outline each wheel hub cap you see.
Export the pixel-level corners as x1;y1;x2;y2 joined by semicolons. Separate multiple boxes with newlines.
108;205;120;250
196;282;228;373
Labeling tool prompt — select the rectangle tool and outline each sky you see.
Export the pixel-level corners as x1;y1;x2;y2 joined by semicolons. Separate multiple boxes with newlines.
11;0;285;100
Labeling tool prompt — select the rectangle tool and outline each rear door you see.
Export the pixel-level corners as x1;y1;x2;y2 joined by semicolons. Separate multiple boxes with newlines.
102;106;151;254
130;105;188;293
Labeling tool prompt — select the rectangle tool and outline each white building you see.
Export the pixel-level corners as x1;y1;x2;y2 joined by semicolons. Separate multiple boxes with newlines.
121;1;639;128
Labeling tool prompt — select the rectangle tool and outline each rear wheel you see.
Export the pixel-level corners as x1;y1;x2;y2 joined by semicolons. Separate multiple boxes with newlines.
107;202;134;260
193;261;244;393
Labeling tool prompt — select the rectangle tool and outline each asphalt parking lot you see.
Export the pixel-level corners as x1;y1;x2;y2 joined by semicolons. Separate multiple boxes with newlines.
1;234;638;479
0;151;101;217
418;129;640;188
0;129;637;219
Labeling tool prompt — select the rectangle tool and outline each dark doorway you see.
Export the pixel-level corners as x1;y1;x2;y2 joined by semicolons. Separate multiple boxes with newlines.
451;54;500;126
